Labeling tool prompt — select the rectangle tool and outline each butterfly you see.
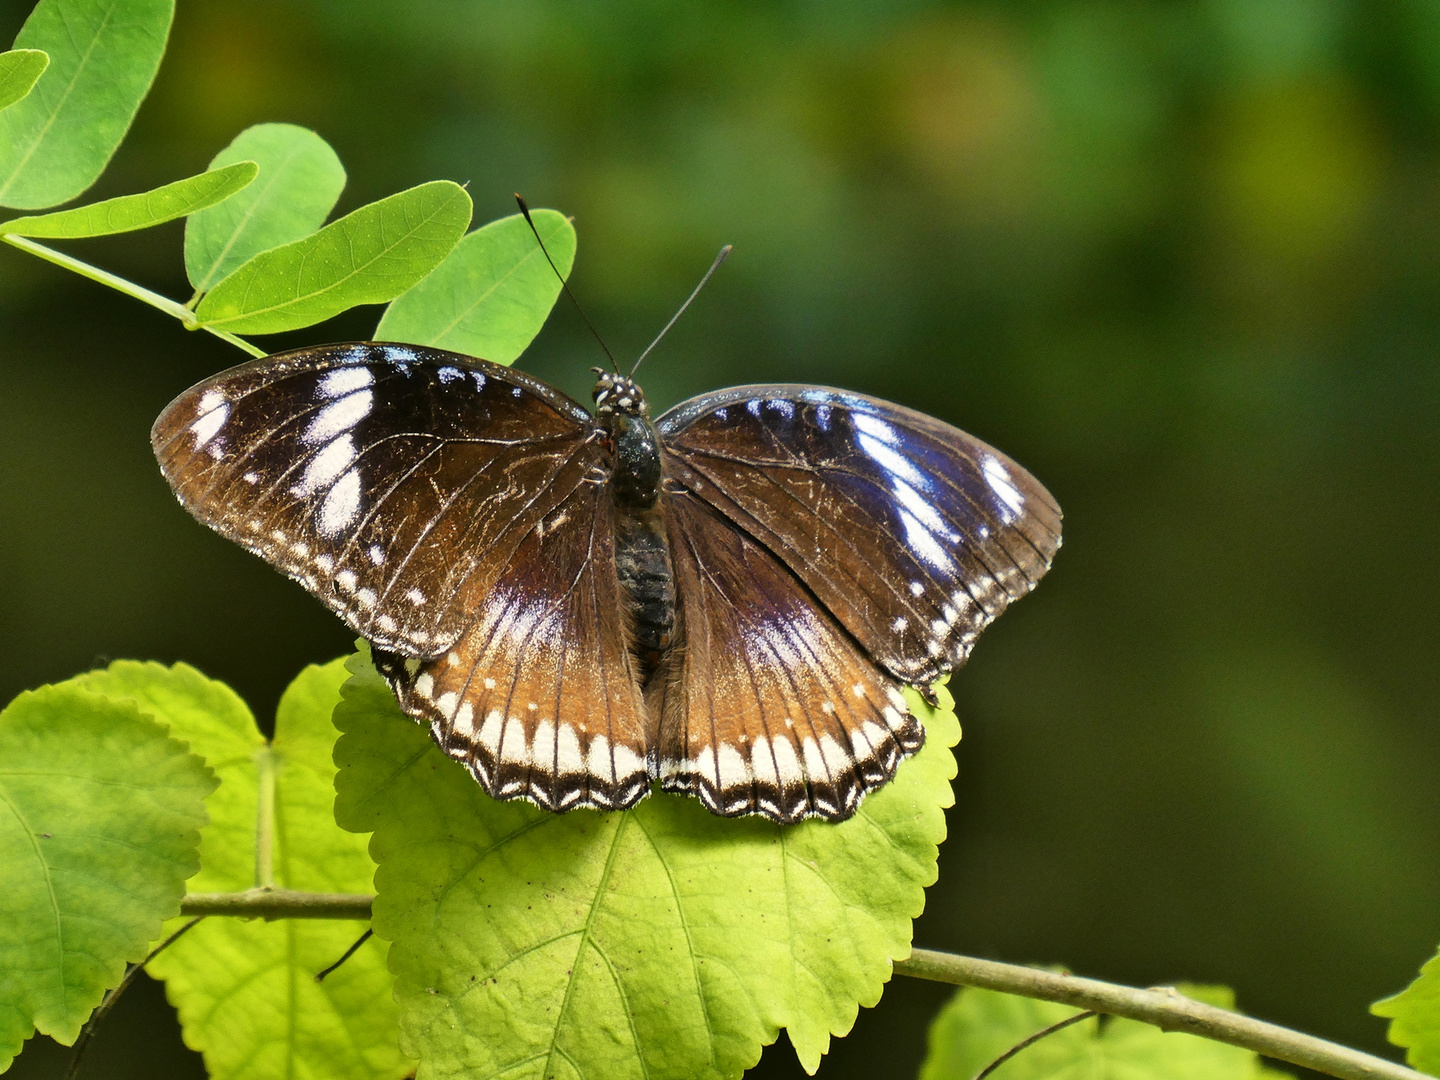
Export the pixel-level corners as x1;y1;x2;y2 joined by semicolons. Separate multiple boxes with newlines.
152;341;1061;823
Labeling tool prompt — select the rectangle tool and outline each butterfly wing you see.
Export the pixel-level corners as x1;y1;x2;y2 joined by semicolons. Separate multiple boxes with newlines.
152;342;604;658
650;492;923;822
657;385;1061;685
373;481;651;812
154;342;652;812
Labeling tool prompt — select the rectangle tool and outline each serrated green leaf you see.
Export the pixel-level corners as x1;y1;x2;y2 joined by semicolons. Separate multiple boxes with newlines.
0;0;175;210
0;49;48;113
0;682;215;1070
1374;946;1440;1075
194;180;472;334
0;161;256;238
375;208;574;363
185;122;347;293
333;645;959;1079
919;983;1281;1080
75;659;411;1080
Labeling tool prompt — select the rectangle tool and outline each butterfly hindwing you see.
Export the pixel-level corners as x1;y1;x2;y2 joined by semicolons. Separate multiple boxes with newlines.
152;343;604;658
657;385;1062;685
651;492;924;823
375;481;651;813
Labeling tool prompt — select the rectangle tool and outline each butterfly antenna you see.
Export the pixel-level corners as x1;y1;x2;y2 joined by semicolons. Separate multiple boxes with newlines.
631;244;732;378
515;193;621;374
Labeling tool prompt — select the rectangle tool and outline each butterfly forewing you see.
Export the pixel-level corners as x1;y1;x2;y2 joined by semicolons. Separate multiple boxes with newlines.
152;343;604;658
374;482;651;813
657;386;1062;685
651;493;924;823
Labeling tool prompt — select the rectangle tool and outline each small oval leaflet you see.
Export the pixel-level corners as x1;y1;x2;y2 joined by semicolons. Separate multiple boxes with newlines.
152;341;1061;823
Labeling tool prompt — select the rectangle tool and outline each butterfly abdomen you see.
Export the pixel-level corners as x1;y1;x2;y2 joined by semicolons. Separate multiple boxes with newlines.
607;409;678;684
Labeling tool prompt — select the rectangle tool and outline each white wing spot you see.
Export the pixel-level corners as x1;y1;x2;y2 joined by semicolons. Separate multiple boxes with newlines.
189;403;229;448
982;455;1025;521
405;587;426;606
318;367;374;397
294;434;357;496
305;390;373;444
318;469;362;536
483;678;496;690
243;472;259;484
852;683;866;698
909;581;925;597
335;570;357;592
368;544;386;566
891;616;908;632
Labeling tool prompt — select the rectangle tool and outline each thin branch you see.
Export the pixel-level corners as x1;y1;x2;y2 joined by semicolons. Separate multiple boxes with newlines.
896;949;1427;1080
161;891;1424;1080
180;888;375;920
1;235;266;357
66;917;205;1080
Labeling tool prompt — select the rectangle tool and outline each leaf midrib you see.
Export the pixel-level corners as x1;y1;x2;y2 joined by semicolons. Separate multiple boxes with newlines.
202;186;459;327
426;239;554;346
539;813;651;1080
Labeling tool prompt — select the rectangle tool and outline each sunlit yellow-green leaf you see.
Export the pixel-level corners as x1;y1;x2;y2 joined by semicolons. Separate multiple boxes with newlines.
375;208;574;364
0;49;48;113
76;660;410;1080
194;180;471;334
1374;947;1440;1076
0;162;256;238
185;122;346;293
0;0;174;209
334;646;959;1078
0;681;214;1070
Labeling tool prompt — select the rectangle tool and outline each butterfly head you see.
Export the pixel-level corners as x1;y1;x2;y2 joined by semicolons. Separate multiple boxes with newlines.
591;368;649;418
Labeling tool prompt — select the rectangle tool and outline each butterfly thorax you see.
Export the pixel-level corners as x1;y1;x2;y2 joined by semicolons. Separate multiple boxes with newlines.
594;371;676;683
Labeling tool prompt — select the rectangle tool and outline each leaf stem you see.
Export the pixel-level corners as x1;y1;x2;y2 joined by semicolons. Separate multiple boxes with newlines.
0;234;266;357
65;916;205;1080
163;890;1425;1080
896;948;1424;1080
972;1009;1097;1080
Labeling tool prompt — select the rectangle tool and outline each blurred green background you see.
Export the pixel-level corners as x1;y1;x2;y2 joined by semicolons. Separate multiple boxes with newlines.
2;0;1438;1076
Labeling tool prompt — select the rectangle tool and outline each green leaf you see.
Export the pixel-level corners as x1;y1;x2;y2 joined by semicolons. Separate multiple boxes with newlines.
75;659;411;1080
1374;946;1440;1075
333;646;960;1079
0;0;175;210
0;49;48;113
0;681;215;1070
0;161;256;238
185;122;347;294
375;208;574;364
919;983;1285;1080
194;180;472;334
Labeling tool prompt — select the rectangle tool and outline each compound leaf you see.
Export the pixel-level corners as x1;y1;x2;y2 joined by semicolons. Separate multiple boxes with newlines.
0;681;215;1069
194;180;471;334
333;646;960;1079
0;49;48;113
1374;947;1440;1075
0;161;256;238
0;0;175;210
77;659;410;1080
375;208;574;364
186;122;347;293
919;983;1287;1080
